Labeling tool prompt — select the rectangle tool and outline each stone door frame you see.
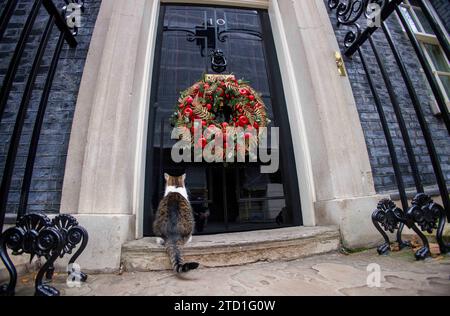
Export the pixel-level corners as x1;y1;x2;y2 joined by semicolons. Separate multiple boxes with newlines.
60;0;382;271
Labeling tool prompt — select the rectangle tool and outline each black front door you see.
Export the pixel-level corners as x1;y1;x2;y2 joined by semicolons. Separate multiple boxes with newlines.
144;4;302;236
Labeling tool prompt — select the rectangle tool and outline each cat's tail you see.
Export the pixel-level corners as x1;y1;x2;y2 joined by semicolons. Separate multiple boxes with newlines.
165;240;199;273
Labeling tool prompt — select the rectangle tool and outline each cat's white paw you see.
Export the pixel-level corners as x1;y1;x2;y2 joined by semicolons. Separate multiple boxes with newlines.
156;237;165;246
187;236;192;244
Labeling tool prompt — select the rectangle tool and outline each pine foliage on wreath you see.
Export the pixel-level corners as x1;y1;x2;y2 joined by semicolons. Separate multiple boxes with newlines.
170;75;271;156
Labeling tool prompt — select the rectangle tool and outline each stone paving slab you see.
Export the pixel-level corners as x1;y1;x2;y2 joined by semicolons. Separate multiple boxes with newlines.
13;249;450;296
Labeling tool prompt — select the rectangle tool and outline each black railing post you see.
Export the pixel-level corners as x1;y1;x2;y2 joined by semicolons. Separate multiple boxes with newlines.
359;47;411;254
381;22;450;222
18;31;65;217
0;0;43;124
0;15;54;231
367;36;424;194
357;48;409;211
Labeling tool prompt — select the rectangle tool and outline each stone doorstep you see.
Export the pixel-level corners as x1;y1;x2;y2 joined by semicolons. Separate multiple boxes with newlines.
120;226;341;272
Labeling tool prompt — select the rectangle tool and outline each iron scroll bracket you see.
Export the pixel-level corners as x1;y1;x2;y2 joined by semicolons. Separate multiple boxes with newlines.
372;194;449;260
0;212;88;296
371;199;410;255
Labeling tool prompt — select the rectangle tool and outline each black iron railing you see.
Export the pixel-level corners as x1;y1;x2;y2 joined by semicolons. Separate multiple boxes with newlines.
0;0;78;231
0;0;88;297
329;0;449;260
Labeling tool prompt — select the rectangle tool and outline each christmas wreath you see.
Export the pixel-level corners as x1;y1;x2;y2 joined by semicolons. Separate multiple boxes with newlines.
170;74;270;156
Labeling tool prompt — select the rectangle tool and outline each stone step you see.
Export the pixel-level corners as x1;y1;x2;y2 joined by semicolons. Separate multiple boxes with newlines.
120;226;340;272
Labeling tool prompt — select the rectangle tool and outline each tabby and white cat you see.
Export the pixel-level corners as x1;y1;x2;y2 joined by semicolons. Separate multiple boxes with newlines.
153;173;199;273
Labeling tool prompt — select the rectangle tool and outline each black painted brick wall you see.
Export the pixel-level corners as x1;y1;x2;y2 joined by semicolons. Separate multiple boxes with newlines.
430;0;450;32
326;1;450;193
0;0;101;214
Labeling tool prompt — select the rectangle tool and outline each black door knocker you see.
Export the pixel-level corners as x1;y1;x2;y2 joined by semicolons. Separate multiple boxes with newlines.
211;49;227;73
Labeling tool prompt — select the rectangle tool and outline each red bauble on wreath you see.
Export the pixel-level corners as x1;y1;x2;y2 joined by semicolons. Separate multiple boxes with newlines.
171;74;270;157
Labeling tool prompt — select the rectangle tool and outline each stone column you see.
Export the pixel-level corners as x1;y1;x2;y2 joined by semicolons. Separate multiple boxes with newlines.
61;0;154;271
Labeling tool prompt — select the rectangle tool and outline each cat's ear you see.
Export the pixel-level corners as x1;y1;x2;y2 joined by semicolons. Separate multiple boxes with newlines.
181;174;186;182
164;173;170;181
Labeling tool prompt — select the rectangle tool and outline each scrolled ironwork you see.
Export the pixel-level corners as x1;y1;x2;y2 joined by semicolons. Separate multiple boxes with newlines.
405;193;449;260
46;214;89;282
336;0;366;26
329;0;387;25
53;214;80;255
2;227;25;255
373;199;403;232
343;28;361;48
0;230;19;296
371;198;409;255
0;212;63;296
16;212;52;258
372;194;449;260
0;212;89;296
34;226;63;296
328;0;388;49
